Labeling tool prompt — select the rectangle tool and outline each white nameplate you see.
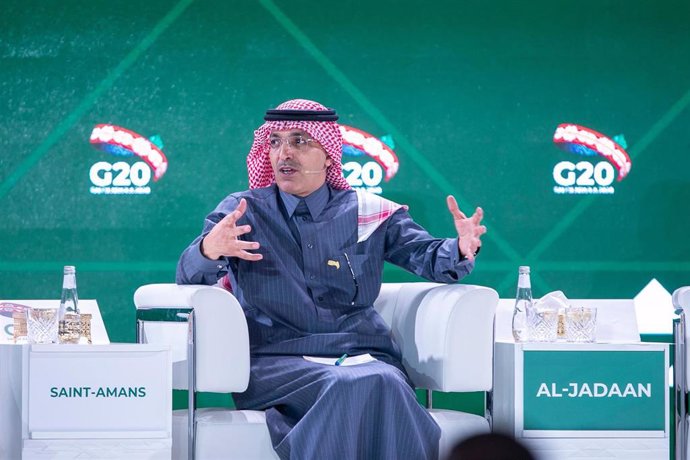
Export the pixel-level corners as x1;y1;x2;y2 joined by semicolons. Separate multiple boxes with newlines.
26;344;171;438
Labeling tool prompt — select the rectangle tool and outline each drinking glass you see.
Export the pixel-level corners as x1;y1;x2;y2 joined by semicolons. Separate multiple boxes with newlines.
59;313;82;344
12;312;28;343
527;305;559;342
25;307;59;344
565;307;597;342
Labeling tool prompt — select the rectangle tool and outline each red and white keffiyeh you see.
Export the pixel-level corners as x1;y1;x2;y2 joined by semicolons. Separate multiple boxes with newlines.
246;99;351;190
356;189;407;242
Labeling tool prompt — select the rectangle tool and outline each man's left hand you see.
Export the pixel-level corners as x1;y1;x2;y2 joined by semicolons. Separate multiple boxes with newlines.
446;195;486;261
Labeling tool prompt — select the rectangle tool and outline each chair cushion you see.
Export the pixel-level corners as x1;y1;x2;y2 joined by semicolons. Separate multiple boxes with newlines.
172;409;279;460
172;407;488;460
430;409;491;460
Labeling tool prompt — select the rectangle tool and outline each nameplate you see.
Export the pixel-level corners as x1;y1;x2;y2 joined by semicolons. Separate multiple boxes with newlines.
522;345;667;436
26;344;171;438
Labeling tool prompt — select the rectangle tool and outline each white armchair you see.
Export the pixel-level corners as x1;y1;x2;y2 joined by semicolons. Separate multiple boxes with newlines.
674;286;690;460
134;282;498;460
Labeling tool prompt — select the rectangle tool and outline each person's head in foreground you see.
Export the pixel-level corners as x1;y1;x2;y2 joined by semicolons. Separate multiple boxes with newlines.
447;433;535;460
246;98;350;197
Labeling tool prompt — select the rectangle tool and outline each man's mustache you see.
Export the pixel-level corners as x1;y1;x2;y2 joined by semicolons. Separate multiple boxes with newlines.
277;161;301;170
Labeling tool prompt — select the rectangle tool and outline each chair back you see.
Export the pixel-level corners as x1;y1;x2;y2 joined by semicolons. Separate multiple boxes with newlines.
135;282;498;395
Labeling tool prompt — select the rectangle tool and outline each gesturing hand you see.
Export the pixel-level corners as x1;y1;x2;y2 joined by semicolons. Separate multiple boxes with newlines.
446;195;486;261
200;198;263;262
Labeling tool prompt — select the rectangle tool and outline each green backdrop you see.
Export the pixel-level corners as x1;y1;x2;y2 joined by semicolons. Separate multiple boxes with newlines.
2;0;688;356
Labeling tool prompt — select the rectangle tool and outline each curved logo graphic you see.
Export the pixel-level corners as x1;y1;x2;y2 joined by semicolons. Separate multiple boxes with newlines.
88;124;169;195
340;125;399;194
552;123;632;195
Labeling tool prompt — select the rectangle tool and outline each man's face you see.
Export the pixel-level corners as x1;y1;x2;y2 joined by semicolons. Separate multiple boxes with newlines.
268;129;332;197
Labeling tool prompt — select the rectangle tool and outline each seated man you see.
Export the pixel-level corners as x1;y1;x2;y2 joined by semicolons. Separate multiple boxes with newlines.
176;98;486;460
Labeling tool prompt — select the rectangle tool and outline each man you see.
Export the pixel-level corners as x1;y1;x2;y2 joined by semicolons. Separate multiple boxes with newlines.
176;99;486;460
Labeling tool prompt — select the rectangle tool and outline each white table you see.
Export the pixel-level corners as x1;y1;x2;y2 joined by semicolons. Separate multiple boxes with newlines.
0;299;109;345
0;299;172;459
493;340;670;460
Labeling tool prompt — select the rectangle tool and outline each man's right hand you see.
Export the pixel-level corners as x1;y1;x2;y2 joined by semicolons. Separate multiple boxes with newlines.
200;198;263;261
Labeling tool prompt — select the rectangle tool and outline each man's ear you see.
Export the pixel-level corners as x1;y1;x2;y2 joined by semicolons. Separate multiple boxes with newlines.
325;157;332;168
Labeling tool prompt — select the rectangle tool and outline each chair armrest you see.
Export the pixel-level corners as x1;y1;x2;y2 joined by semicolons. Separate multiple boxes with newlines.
673;286;690;388
389;283;498;392
134;283;250;393
674;287;690;315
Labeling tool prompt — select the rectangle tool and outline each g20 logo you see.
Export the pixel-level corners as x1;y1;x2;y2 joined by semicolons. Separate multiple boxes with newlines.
552;161;615;188
89;161;152;189
340;125;399;195
552;124;631;195
88;124;168;195
343;161;384;190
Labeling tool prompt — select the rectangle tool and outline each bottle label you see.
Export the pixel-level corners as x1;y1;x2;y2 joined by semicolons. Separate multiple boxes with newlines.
63;278;76;289
518;274;531;289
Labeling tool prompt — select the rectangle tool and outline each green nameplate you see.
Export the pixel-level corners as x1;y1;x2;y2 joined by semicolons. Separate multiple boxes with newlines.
523;350;665;431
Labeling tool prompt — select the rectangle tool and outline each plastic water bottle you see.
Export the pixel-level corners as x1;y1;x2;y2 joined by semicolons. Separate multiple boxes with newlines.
58;265;81;344
512;266;533;342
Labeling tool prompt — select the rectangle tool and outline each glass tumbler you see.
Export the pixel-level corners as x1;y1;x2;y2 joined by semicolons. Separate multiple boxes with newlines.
565;306;597;342
25;307;59;344
527;305;559;342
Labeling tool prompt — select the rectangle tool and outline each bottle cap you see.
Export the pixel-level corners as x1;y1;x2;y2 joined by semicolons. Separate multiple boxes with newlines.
518;265;530;274
63;265;76;274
